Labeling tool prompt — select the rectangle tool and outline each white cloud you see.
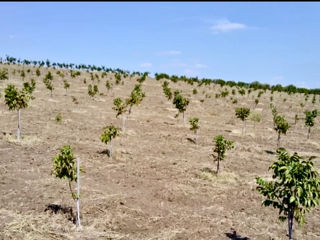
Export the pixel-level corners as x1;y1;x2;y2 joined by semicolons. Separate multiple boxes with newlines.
8;35;15;39
211;19;247;34
195;63;207;69
140;62;152;68
157;50;181;56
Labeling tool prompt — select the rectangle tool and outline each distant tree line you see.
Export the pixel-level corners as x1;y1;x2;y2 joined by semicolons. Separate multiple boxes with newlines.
2;55;319;95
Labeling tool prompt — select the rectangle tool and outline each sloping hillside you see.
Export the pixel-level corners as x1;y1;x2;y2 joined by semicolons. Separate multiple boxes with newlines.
0;63;319;240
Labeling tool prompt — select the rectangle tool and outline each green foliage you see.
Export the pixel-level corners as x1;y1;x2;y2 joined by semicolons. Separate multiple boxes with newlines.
173;90;190;117
274;115;290;135
238;88;245;96
63;80;70;91
192;88;198;95
0;69;8;81
305;110;318;127
249;112;261;124
114;73;121;85
126;84;145;114
53;145;77;181
20;70;25;79
235;107;250;121
232;99;238;104
100;125;120;144
256;148;320;239
53;145;77;200
113;97;128;118
23;78;36;97
162;81;172;100
4;84;31;110
72;96;79;104
43;72;54;96
189;117;199;133
305;110;318;139
212;135;234;174
55;113;62;123
254;98;259;106
88;84;98;98
220;89;229;98
105;80;112;91
36;68;41;76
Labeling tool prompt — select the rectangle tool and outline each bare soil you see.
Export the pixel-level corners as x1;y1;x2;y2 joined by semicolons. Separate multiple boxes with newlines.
0;64;319;240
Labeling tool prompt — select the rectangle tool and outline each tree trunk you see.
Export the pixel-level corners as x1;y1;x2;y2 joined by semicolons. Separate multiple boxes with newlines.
288;210;293;240
50;90;53;98
195;129;198;145
183;112;185;126
122;114;126;133
128;105;132;115
277;132;281;148
17;109;21;141
110;136;113;159
307;126;311;139
216;158;220;174
242;120;246;135
76;157;81;227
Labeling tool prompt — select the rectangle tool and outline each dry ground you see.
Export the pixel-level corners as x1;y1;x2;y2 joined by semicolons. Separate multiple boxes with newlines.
0;64;319;240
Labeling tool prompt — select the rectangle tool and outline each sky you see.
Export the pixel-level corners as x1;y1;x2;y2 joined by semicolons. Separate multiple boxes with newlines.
1;2;320;89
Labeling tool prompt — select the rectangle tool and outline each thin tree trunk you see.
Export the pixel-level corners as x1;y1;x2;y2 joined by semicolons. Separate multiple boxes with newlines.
277;132;281;148
216;158;220;174
110;136;113;159
195;129;198;145
242;120;246;135
183;112;185;126
50;90;53;98
307;126;311;139
122;115;126;133
76;157;81;227
288;210;293;240
17;109;21;141
68;181;75;200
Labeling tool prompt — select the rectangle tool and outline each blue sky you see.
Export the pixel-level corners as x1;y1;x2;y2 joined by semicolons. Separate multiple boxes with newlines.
1;2;320;89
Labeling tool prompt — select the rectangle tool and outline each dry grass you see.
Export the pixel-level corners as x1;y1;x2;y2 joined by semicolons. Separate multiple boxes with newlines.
0;63;320;239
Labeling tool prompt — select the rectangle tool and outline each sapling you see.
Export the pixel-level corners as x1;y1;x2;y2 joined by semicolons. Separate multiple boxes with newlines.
249;112;261;129
0;69;8;81
126;84;145;115
63;80;70;96
189;117;200;144
235;107;250;134
256;148;320;240
52;145;82;226
212;135;234;174
43;72;54;97
113;97;128;132
100;125;120;159
173;90;190;125
4;84;33;140
304;110;318;139
274;114;290;148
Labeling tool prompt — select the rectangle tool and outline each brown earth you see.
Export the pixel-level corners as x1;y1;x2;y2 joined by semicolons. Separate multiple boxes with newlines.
0;64;319;240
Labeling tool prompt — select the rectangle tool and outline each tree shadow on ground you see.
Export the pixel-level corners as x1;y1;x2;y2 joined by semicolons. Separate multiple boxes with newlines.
225;228;250;240
44;203;75;223
98;149;110;157
186;137;196;144
265;150;275;155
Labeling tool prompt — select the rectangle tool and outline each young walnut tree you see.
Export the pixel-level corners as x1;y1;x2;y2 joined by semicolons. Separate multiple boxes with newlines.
212;135;234;174
126;84;145;115
113;97;128;132
53;145;81;227
189;117;200;144
235;107;250;134
173;90;190;125
256;148;320;240
100;125;120;159
4;84;34;140
304;110;318;139
274;114;290;148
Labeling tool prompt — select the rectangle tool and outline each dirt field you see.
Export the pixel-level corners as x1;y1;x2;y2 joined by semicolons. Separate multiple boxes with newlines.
0;64;319;240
